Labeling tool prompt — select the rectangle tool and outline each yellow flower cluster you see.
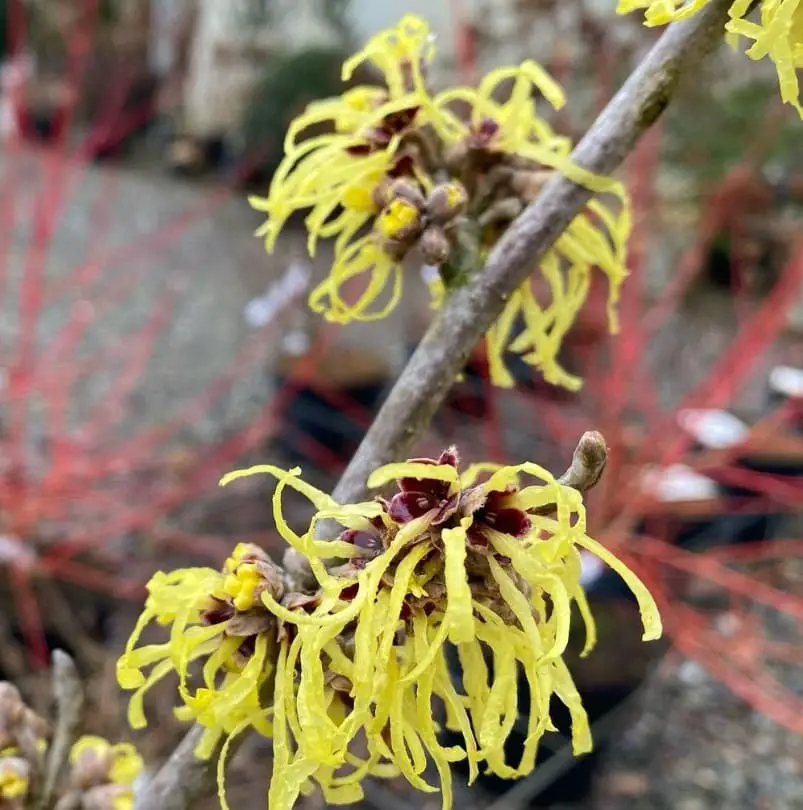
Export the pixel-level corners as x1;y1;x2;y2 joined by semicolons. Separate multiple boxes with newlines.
116;549;280;762
618;0;803;117
249;15;631;390
0;736;141;810
0;752;29;801
119;450;661;810
68;736;143;810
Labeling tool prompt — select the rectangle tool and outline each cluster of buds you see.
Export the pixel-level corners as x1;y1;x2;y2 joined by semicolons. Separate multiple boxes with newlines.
373;178;468;265
0;684;48;762
1;683;47;809
0;681;141;810
57;737;142;810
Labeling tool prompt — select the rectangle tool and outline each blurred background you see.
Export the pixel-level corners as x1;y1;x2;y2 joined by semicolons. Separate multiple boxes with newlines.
0;0;801;808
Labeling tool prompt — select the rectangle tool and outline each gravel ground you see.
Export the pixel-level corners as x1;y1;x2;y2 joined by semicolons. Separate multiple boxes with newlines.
0;148;418;445
1;148;276;445
593;556;803;810
593;657;803;810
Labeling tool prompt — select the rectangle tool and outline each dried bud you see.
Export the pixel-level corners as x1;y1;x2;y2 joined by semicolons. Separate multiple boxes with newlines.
281;591;322;613
477;197;524;229
426;182;468;224
324;672;353;694
510;168;554;203
225;609;275;638
81;784;133;810
559;430;608;492
371;176;394;210
0;683;48;755
252;558;286;602
0;755;30;804
418;226;451;266
444;140;469;175
70;744;114;791
388;178;426;210
379;234;413;261
282;547;318;591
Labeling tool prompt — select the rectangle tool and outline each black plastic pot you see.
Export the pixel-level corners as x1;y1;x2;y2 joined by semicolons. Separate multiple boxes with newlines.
441;595;656;807
272;375;387;468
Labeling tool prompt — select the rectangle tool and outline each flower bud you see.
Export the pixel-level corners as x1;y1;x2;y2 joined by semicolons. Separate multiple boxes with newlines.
0;683;48;755
0;684;24;749
478;197;524;228
376;198;423;242
221;543;284;610
419;226;451;266
388;178;426;210
378;234;412;261
0;755;30;802
81;783;134;810
70;743;114;790
426;182;468;224
371;176;394;210
510;168;554;203
444;140;469;175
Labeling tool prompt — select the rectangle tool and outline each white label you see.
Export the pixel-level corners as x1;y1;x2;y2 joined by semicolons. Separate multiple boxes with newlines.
677;408;750;449
769;365;803;398
244;261;311;328
0;535;36;568
639;463;719;502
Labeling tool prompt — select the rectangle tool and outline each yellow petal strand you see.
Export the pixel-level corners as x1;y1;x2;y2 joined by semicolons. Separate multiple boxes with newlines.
474;620;517;758
433;655;479;783
216;718;252;810
269;640;319;810
487;556;544;657
367;461;459;489
377;543;431;671
551;658;592;755
573;533;663;641
441;518;475;644
572;578;598;657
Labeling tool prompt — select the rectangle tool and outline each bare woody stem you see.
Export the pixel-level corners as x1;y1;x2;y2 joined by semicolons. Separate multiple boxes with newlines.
136;3;733;808
38;651;84;810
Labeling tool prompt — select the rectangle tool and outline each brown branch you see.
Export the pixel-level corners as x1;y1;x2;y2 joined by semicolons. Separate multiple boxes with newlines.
136;3;733;807
133;725;214;810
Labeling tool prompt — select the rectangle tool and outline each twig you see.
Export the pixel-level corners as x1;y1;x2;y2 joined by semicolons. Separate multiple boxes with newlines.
39;650;84;809
133;725;214;810
136;4;733;807
557;430;608;492
532;430;608;518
